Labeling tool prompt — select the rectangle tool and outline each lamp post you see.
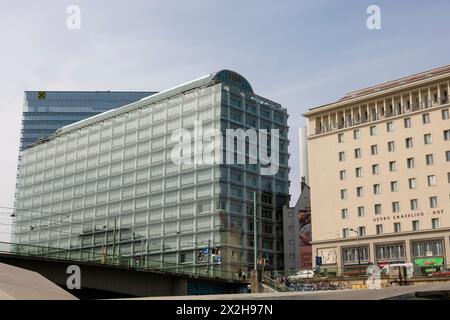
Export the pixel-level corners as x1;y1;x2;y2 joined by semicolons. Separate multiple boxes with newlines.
350;228;361;275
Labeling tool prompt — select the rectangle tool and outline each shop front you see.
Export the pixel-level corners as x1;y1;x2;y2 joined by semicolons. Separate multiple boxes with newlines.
411;239;445;275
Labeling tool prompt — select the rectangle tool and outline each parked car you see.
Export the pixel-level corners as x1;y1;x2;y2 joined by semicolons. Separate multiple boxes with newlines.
429;268;450;277
288;270;315;281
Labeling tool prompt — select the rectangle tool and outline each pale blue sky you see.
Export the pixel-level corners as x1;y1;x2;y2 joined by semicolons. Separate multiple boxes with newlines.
0;0;449;240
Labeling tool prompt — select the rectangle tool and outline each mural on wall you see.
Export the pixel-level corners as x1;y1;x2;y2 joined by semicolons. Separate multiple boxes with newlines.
299;208;312;269
318;248;338;265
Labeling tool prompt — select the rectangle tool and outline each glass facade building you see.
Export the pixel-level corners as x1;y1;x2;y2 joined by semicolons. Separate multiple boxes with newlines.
21;91;155;151
13;71;290;277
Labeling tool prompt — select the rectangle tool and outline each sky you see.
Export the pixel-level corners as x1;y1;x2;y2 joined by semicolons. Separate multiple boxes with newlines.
0;0;449;241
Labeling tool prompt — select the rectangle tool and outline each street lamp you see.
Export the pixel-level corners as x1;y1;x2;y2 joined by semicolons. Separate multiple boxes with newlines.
349;228;361;274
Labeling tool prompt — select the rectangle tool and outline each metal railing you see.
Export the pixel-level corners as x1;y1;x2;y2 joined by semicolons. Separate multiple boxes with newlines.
0;241;242;281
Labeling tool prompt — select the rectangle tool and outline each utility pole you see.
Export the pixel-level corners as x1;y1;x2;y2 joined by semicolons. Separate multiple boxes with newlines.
206;239;211;276
112;218;117;264
253;191;257;271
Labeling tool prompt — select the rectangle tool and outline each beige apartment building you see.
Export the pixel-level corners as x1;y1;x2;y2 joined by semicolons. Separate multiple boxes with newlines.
303;65;450;276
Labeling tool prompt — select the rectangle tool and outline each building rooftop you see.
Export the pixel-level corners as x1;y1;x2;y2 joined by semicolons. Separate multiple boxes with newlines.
305;64;450;115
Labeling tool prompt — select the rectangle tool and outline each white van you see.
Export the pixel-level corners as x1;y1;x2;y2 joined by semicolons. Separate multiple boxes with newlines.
379;263;414;278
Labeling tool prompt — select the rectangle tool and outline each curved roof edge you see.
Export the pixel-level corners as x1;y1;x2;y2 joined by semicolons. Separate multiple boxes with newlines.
35;70;254;142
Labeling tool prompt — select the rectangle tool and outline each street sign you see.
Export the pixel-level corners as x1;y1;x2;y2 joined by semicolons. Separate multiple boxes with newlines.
316;256;322;266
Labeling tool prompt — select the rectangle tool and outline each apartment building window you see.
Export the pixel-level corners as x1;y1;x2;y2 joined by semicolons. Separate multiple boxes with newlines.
387;122;394;132
426;154;434;165
405;137;413;148
340;189;348;199
389;161;397;172
407;157;415;169
341;208;349;219
430;196;438;208
448;172;450;183
404;118;412;128
388;141;395;152
353;129;360;140
356;186;364;197
355;167;363;177
339;152;346;161
394;222;401;233
390;181;398;192
339;170;347;180
374;204;382;215
409;178;417;189
412;220;420;231
357;206;365;217
392;201;400;213
371;144;378;155
442;109;449;120
338;133;344;143
423;113;430;124
372;164;379;175
373;184;381;194
427;175;437;186
410;199;418;210
343;228;350;239
354;148;361;159
444;130;450;141
358;226;366;237
424;134;432;145
370;126;377;136
447;151;450;161
432;218;440;229
376;224;383;235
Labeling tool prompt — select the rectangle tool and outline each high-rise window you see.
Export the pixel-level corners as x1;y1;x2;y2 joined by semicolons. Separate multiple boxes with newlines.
448;172;450;183
389;161;397;172
355;167;363;177
407;157;415;169
338;133;344;143
356;186;364;197
374;204;382;215
442;109;449;120
370;126;377;136
406;137;413;148
376;224;383;235
390;181;398;192
430;196;438;208
392;201;400;213
354;148;361;159
410;199;418;210
388;141;395;152
343;228;349;239
371;144;378;155
427;175;437;186
425;154;434;165
339;170;347;180
423;113;430;124
372;164;379;175
409;178;416;189
394;222;401;233
353;129;360;140
387;122;394;132
447;151;450;162
444;130;450;141
357;206;365;217
404;118;411;128
432;218;440;229
358;226;366;236
339;151;346;161
424;134;432;145
373;184;381;194
340;189;347;199
341;208;349;219
412;220;420;231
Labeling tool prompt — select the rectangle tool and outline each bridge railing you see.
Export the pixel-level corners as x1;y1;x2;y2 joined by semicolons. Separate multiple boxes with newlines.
0;241;241;281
